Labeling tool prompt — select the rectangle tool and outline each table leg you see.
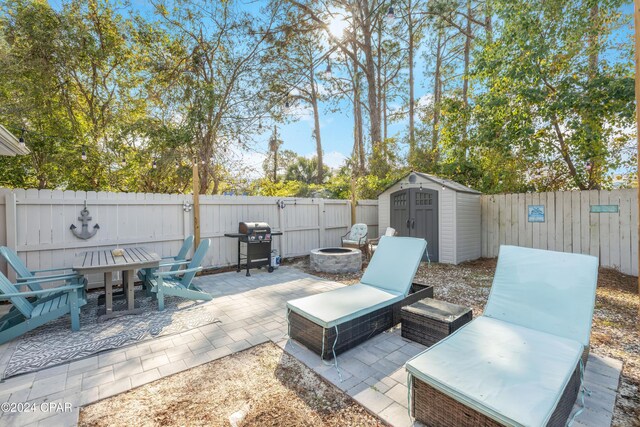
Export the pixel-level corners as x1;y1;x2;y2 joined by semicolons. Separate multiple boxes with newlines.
104;271;113;315
125;269;135;311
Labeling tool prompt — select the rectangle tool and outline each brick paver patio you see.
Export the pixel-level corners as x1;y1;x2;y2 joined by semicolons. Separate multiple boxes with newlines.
0;267;622;427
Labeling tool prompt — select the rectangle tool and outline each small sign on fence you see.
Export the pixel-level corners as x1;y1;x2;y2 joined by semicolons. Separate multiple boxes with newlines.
527;205;545;223
590;205;619;213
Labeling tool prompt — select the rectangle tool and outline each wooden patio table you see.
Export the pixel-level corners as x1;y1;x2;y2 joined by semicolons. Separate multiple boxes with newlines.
73;247;161;320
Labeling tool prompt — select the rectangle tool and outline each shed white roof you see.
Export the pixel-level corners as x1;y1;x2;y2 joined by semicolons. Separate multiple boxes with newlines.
0;125;30;156
380;171;481;195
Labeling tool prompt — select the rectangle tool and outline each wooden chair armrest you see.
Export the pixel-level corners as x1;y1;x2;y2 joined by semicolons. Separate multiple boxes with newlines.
19;275;81;285
154;266;202;277
18;273;81;282
30;266;72;274
1;283;84;299
158;259;190;268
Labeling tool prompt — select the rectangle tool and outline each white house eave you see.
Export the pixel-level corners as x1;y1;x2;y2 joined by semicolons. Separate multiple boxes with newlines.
0;125;30;156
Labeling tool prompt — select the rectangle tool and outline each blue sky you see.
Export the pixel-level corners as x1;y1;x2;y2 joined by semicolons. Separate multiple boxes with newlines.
47;0;634;177
250;2;635;176
241;2;429;175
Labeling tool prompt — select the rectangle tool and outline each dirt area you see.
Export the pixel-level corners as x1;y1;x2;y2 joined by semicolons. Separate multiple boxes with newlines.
79;342;383;427
298;257;640;427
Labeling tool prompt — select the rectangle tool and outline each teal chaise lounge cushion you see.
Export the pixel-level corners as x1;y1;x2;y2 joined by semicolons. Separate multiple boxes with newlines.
405;245;599;426
406;316;584;426
483;245;598;348
287;236;426;329
286;284;403;329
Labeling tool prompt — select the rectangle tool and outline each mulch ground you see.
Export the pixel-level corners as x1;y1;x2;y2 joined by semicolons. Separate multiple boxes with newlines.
297;257;640;427
80;257;639;427
79;341;383;427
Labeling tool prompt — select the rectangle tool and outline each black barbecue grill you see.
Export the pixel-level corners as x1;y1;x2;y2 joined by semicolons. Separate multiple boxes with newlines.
224;222;283;276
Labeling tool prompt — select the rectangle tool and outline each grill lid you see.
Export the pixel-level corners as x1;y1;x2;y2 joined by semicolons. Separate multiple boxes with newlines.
239;221;271;235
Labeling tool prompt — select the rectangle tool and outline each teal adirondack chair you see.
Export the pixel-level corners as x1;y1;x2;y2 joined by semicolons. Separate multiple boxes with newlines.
137;236;194;288
148;239;212;311
0;272;87;345
0;246;82;295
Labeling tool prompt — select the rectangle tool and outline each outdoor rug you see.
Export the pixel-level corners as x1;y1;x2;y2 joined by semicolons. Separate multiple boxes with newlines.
2;286;219;379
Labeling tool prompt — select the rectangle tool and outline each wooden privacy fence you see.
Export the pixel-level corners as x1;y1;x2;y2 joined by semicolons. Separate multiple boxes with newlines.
0;188;378;285
481;189;638;275
3;187;637;281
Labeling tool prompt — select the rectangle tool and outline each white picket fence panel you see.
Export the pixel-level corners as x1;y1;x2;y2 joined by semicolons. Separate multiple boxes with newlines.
481;189;638;275
0;188;378;287
2;187;636;284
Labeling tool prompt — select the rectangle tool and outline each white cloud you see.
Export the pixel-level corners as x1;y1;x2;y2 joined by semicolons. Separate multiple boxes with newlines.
242;151;267;178
416;94;434;109
305;151;347;169
226;144;266;180
285;103;314;128
324;151;348;169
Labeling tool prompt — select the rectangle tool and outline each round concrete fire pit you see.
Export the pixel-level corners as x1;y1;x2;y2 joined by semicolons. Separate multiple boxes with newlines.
310;247;362;274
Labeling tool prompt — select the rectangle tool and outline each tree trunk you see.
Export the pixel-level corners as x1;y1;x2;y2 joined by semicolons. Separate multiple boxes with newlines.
199;166;209;194
584;2;600;189
363;38;381;155
199;143;209;194
212;175;220;194
351;40;366;174
377;16;383;140
273;148;278;183
357;1;381;166
432;27;444;161
353;88;361;172
354;90;365;175
272;125;279;182
357;99;365;172
485;0;493;43
408;0;416;160
383;59;388;141
552;119;588;190
588;3;599;78
462;0;472;145
310;66;323;184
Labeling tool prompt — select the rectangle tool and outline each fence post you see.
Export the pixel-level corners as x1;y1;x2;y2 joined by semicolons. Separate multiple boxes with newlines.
5;191;17;282
634;0;640;293
192;160;200;249
350;175;357;226
183;194;193;256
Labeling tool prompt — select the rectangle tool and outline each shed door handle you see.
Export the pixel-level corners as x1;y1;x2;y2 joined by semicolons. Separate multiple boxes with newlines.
411;219;415;229
406;219;410;228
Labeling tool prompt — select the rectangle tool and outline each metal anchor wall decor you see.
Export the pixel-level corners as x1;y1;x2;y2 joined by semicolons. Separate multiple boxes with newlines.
70;201;100;240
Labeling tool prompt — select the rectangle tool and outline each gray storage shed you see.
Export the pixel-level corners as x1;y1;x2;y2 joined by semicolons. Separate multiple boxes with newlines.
377;171;481;264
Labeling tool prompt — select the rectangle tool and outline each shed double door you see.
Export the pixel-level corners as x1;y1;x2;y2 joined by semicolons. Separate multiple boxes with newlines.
390;188;438;262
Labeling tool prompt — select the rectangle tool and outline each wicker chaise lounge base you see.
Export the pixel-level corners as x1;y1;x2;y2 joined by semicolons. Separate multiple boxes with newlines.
405;246;599;427
289;282;433;360
287;236;428;360
411;363;581;427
